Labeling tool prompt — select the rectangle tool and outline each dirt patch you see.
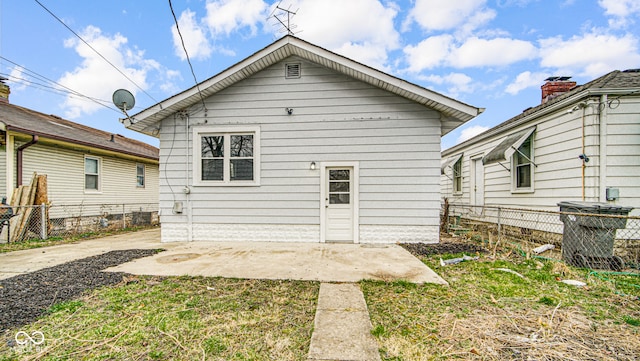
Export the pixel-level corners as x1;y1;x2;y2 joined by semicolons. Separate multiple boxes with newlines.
401;235;488;257
0;249;160;332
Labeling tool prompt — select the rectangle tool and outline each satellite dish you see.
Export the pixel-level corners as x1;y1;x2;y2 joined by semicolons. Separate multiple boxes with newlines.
112;89;135;111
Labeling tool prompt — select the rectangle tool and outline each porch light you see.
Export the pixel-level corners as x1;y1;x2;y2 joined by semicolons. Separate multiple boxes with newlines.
310;161;316;170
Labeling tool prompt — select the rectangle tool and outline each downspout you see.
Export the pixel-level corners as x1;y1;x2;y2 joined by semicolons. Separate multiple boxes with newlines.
184;112;192;242
581;106;585;200
599;95;608;202
16;135;39;187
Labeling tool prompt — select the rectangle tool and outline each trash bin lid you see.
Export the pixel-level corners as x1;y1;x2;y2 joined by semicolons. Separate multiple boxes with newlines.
557;201;634;214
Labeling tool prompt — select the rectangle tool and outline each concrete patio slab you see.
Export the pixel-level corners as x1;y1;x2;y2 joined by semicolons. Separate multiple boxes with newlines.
106;240;447;284
1;227;446;285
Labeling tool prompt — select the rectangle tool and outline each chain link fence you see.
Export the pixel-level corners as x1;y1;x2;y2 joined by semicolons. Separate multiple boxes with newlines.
441;202;640;273
0;203;159;243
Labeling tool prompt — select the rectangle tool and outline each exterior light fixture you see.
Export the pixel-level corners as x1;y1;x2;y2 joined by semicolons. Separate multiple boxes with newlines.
286;107;293;115
310;161;316;170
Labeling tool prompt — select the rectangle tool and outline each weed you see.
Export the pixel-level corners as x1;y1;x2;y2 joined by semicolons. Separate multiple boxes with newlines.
537;296;557;306
203;336;227;355
623;315;640;327
47;300;84;314
371;325;386;337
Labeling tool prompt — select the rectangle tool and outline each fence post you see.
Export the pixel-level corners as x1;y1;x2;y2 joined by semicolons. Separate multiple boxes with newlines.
497;207;502;240
40;204;48;240
122;204;126;229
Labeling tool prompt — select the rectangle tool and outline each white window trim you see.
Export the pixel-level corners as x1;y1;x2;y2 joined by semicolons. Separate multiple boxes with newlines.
84;155;102;193
192;125;261;187
511;134;535;194
136;163;145;188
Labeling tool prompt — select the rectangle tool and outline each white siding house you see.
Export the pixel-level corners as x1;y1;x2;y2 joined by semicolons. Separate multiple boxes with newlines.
441;70;640;215
126;36;483;243
0;94;159;210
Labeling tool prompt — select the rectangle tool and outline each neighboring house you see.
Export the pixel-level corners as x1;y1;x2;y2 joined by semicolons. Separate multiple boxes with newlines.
125;35;483;243
441;69;640;215
0;80;159;211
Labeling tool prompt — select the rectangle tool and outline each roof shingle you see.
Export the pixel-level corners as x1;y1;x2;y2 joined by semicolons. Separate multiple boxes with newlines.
0;102;158;161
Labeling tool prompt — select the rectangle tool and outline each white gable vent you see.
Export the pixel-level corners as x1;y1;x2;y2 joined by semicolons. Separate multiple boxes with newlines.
285;63;301;79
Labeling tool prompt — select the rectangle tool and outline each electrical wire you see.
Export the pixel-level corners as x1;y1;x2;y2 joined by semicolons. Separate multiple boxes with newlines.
0;57;125;115
33;0;159;104
168;0;207;113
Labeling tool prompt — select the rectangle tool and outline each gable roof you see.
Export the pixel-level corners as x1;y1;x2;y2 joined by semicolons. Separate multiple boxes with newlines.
443;69;640;156
127;35;483;137
0;102;158;161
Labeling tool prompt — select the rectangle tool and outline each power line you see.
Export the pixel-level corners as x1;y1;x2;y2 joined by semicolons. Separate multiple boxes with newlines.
168;0;207;114
34;0;159;104
0;56;125;115
1;72;118;112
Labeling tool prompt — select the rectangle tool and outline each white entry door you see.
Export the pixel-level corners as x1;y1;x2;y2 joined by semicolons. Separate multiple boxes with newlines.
471;158;484;207
325;167;354;242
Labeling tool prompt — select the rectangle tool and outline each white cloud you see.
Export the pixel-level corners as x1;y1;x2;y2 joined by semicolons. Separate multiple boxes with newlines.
405;0;495;33
8;66;28;91
449;37;537;67
404;36;536;72
505;71;549;95
421;72;475;97
458;125;489;143
205;0;268;37
598;0;640;28
59;26;165;119
171;9;212;61
403;35;453;72
539;32;640;77
278;0;400;68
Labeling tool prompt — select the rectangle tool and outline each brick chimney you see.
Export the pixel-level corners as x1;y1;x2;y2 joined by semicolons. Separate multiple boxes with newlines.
541;76;576;104
0;76;10;103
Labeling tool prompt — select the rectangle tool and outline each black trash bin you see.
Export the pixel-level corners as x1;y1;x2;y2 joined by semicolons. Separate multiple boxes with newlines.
558;201;633;270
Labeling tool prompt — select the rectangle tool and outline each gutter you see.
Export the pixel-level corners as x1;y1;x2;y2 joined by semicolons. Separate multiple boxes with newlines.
16;134;39;187
442;89;595;156
6;125;158;161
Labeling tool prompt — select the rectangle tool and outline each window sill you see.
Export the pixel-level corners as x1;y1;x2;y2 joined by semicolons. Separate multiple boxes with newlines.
192;181;261;187
511;188;534;194
84;190;102;194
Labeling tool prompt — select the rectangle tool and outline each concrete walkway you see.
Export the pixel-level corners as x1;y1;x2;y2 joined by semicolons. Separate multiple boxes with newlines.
308;283;381;361
0;228;448;360
0;228;161;280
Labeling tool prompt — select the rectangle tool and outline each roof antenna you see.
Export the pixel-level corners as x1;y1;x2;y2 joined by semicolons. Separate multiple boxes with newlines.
112;89;136;125
269;1;299;36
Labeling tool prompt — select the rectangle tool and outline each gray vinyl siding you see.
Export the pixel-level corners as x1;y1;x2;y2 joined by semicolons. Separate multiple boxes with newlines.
442;95;640;213
604;97;640;213
16;141;158;206
443;106;586;210
159;56;442;228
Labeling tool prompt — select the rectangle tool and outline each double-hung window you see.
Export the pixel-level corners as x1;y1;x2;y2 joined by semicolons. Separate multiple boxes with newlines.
452;158;462;194
85;156;100;191
136;164;145;187
513;135;534;191
194;126;260;186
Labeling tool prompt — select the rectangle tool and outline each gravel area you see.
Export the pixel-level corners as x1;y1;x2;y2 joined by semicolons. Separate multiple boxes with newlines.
0;249;160;332
401;236;488;257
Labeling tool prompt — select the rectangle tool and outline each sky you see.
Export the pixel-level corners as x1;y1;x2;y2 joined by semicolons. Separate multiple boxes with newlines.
1;0;639;150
